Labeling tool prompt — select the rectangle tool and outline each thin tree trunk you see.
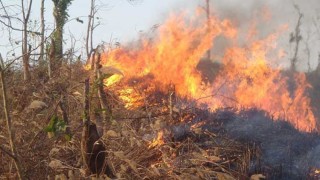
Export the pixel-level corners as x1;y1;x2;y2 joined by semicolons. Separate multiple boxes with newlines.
90;15;95;56
86;0;94;59
21;0;32;81
81;78;90;175
22;24;30;80
39;0;45;65
0;54;24;180
48;37;55;78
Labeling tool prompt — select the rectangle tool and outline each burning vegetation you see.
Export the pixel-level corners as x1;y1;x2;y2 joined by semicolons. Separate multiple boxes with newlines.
99;10;317;133
1;1;320;180
79;9;320;179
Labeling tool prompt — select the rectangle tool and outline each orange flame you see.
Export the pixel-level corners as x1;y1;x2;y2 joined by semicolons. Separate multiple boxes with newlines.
98;10;317;132
149;131;165;148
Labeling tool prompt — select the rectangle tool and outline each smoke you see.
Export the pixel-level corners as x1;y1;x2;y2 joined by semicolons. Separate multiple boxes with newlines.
222;109;320;179
205;0;320;71
169;107;320;178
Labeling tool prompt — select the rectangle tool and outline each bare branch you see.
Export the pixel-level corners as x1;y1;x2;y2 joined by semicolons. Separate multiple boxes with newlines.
0;17;40;34
3;30;54;71
290;4;303;71
0;53;24;180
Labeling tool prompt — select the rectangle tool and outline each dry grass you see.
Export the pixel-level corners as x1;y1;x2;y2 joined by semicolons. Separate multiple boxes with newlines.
0;64;254;179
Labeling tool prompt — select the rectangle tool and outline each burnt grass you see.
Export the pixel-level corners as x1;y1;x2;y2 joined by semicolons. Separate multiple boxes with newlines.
0;64;320;179
193;108;320;179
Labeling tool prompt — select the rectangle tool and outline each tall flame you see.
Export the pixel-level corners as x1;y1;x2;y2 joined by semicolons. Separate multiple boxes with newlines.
98;10;317;132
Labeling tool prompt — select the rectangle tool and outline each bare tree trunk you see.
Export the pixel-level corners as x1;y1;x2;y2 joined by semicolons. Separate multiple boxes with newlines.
21;0;33;81
39;0;45;65
86;0;95;59
81;78;90;175
0;54;24;180
48;37;55;78
90;16;95;56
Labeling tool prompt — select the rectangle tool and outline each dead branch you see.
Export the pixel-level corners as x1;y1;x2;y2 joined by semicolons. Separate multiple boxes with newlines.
3;30;55;72
86;0;95;59
94;49;112;134
0;0;38;35
290;4;303;71
0;53;24;179
304;32;311;72
81;78;90;175
0;18;41;34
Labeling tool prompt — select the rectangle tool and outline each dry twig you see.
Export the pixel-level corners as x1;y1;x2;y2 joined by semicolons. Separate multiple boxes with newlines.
0;53;24;179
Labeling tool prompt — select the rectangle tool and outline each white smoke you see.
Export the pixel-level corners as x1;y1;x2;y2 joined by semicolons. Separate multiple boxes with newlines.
207;0;320;71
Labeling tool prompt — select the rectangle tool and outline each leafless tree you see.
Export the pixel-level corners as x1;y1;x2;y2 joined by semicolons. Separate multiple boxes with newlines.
86;0;95;59
86;0;103;59
304;32;311;72
21;0;33;81
289;4;303;72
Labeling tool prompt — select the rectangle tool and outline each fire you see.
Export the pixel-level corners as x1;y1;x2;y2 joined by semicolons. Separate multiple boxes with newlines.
97;8;318;132
149;131;165;148
214;38;316;131
117;88;144;109
104;74;123;87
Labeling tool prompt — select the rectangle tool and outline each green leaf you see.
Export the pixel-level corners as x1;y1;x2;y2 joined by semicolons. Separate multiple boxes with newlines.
56;119;67;132
44;115;67;134
44;116;58;132
64;134;72;141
